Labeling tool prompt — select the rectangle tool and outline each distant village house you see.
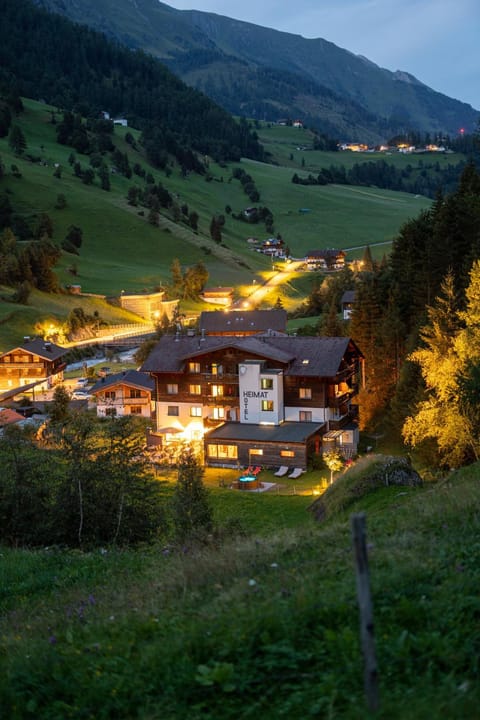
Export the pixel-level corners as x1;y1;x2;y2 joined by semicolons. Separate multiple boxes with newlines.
199;287;234;307
305;249;346;271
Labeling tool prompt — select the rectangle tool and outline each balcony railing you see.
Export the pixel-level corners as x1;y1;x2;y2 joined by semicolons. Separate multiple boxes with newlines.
203;372;239;382
328;391;351;408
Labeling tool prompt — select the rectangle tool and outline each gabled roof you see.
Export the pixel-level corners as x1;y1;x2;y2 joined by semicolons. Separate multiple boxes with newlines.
199;309;287;335
140;334;362;378
90;370;155;395
341;290;356;304
201;287;234;296
305;249;346;259
0;338;67;361
0;407;27;427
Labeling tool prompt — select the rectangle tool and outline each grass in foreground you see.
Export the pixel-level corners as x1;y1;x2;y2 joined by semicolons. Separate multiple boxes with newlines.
1;459;479;718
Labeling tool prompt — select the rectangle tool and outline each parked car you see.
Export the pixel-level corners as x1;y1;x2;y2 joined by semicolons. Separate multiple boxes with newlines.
75;378;90;387
71;390;94;401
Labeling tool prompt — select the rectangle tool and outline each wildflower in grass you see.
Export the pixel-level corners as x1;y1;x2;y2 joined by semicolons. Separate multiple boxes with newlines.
88;594;96;605
248;579;257;586
48;635;57;644
270;562;279;568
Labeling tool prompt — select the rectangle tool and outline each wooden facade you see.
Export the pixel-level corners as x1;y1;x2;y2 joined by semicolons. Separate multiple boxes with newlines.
0;338;67;393
141;334;364;469
90;370;154;418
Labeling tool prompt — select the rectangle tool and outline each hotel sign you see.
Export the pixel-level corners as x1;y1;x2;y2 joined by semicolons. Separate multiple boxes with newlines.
243;389;268;421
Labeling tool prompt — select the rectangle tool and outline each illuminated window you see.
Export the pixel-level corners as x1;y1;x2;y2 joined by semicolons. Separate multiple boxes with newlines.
189;384;202;395
211;384;224;397
190;406;202;417
261;378;273;389
130;406;142;415
211;363;223;376
299;387;312;399
208;444;238;459
261;400;274;412
167;406;179;416
213;407;225;420
167;383;178;394
299;410;312;422
250;449;263;456
280;450;295;458
189;362;201;373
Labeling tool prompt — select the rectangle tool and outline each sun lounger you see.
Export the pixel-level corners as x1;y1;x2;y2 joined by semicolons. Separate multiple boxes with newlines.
288;467;304;479
274;466;289;477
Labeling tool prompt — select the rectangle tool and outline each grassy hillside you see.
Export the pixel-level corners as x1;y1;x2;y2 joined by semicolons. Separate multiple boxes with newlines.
1;458;479;718
0;99;435;350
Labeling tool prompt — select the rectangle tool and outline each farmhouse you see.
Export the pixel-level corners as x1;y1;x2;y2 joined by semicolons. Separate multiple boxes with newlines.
305;249;346;271
261;237;285;256
199;309;287;336
199;287;234;307
0;337;67;394
90;370;155;418
141;333;364;469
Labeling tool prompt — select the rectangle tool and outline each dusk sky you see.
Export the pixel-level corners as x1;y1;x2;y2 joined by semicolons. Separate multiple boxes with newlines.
166;0;480;111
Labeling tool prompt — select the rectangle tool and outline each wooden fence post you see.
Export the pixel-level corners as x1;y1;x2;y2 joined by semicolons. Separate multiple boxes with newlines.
351;512;379;713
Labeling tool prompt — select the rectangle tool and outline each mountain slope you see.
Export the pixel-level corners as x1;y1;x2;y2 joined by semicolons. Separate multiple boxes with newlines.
1;0;264;164
34;0;478;141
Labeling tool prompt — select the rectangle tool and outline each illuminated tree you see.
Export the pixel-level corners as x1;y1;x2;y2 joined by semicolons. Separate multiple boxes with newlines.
323;450;344;485
402;264;480;467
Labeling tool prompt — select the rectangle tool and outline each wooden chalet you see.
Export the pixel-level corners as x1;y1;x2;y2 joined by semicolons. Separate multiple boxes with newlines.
90;370;155;418
305;249;346;271
0;337;67;394
141;334;364;469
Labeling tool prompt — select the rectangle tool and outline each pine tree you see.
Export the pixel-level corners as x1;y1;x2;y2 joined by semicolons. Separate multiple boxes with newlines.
8;124;26;155
171;446;213;542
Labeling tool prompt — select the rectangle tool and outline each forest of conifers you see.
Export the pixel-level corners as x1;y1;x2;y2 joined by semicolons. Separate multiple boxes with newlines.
0;0;264;167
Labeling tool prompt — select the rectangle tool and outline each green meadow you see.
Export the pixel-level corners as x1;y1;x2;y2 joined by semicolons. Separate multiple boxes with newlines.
1;458;479;718
0;99;437;349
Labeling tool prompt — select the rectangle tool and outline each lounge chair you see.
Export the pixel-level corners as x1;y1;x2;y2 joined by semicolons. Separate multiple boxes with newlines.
274;466;289;477
288;467;304;479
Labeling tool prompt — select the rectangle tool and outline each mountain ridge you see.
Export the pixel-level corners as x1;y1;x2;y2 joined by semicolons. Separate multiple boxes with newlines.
34;0;479;141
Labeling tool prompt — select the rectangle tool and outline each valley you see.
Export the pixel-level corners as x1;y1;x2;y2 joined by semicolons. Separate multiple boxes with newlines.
0;99;436;350
1;3;480;716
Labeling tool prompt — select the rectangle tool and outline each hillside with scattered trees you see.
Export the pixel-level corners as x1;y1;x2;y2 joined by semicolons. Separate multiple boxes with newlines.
0;0;264;167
